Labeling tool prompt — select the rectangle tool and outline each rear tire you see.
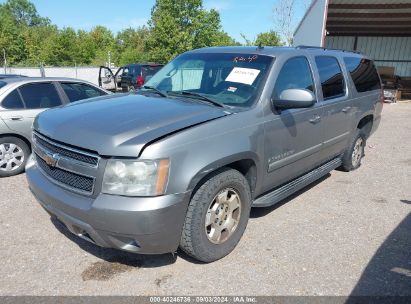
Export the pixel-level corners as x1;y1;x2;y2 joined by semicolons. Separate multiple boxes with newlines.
0;137;30;177
340;129;366;172
180;168;251;263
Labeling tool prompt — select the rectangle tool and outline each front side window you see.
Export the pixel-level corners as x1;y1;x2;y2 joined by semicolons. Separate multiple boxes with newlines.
61;82;106;102
144;53;274;107
19;83;62;109
2;90;24;109
274;56;315;98
315;56;345;100
343;57;381;93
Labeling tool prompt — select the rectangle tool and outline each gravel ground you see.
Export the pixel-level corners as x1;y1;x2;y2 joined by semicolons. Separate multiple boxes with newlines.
0;103;410;296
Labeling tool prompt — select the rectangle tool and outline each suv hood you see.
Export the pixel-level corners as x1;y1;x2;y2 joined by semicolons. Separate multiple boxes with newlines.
34;94;230;157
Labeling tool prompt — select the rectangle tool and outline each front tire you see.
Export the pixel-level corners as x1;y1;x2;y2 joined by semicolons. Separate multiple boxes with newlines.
0;137;30;177
180;168;251;263
340;129;366;172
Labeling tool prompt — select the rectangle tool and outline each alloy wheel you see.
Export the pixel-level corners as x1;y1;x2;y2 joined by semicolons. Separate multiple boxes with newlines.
205;188;242;244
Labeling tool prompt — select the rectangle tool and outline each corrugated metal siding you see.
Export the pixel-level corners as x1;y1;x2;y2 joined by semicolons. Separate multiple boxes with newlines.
326;36;411;76
326;36;355;50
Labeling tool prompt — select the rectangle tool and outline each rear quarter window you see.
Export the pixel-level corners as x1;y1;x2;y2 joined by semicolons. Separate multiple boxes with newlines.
315;56;345;100
343;57;381;93
0;81;6;89
1;90;25;109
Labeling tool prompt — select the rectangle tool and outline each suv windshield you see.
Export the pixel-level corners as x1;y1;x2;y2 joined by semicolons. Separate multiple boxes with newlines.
144;53;273;107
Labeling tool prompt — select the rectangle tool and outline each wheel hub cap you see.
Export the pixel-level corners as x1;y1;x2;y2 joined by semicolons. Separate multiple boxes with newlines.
0;143;24;172
205;188;241;244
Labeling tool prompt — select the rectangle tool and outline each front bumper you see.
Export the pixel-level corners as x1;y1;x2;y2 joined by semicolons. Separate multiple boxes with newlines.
26;156;190;254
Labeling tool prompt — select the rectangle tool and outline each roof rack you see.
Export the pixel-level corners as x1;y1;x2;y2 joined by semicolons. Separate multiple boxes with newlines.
296;45;362;54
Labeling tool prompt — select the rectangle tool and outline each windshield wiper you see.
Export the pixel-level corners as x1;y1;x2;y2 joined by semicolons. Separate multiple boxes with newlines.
141;86;168;98
169;91;224;108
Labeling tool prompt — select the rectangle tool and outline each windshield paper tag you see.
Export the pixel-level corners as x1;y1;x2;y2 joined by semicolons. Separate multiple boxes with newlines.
226;68;260;85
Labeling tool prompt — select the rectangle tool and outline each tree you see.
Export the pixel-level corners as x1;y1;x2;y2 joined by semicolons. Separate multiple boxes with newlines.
3;0;49;27
75;30;97;65
272;0;296;46
89;26;116;66
115;27;150;65
0;3;26;64
49;27;78;65
147;0;237;63
214;31;240;46
240;31;282;47
1;0;240;66
272;0;312;46
255;31;282;46
22;24;58;65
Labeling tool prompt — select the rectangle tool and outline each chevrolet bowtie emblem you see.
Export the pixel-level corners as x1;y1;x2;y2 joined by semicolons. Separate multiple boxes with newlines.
43;152;60;167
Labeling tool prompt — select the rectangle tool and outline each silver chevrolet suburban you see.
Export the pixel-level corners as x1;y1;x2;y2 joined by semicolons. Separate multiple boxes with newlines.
26;46;383;262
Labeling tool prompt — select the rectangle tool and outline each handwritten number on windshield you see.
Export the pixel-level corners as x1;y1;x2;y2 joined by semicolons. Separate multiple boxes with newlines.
233;55;258;63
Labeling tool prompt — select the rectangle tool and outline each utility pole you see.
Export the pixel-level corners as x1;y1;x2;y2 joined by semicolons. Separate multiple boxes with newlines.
108;51;111;69
3;49;6;74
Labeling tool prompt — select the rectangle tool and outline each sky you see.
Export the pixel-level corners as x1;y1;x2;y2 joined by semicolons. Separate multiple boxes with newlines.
0;0;307;43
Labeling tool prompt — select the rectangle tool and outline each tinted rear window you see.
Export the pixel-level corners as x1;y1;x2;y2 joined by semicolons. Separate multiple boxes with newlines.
19;83;62;109
315;56;345;100
343;57;381;93
0;81;6;89
127;66;140;76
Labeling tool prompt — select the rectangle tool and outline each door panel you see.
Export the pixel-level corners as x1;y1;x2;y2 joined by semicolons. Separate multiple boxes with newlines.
262;56;325;192
321;97;354;158
98;66;116;91
1;108;45;140
1;83;62;140
263;105;324;192
115;67;125;88
314;56;354;158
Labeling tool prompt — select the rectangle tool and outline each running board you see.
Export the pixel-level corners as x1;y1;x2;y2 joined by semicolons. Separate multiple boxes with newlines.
252;158;342;208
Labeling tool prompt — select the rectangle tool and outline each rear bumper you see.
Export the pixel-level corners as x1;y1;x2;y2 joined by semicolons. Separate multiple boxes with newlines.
26;156;190;254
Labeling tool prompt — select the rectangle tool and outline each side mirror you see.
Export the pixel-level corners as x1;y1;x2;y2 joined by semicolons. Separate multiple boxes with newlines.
272;89;316;110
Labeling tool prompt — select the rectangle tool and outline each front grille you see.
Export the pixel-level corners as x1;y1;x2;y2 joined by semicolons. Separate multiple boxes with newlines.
34;133;98;166
36;155;94;193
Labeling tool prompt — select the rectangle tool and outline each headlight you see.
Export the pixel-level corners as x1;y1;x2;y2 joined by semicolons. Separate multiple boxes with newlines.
102;159;170;196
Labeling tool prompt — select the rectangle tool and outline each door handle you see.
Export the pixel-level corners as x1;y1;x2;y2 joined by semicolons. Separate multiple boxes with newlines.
342;106;351;113
309;115;321;124
10;116;23;121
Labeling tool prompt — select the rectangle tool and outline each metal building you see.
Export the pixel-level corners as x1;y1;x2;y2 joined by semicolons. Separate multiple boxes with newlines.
293;0;411;79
